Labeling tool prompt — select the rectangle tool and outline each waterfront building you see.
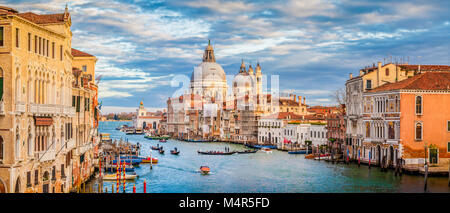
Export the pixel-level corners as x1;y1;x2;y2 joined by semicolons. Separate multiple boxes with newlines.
258;112;302;146
326;106;346;152
71;64;99;191
309;123;327;147
132;101;164;133
0;6;98;193
361;71;450;168
344;62;450;161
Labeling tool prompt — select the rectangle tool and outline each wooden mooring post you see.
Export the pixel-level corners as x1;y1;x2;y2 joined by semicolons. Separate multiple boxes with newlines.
424;163;428;192
448;162;450;187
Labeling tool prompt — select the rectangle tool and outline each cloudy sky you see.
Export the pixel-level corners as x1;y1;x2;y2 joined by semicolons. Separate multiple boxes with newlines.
3;0;449;113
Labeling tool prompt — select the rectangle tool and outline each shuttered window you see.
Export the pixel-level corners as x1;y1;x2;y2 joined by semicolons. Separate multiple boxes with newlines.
0;27;3;46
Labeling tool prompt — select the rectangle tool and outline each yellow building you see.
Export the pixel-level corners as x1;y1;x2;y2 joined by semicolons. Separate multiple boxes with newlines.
0;5;98;193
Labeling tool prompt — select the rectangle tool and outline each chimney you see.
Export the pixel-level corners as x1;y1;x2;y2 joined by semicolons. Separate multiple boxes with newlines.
303;97;306;105
293;95;296;101
349;73;353;79
359;70;364;76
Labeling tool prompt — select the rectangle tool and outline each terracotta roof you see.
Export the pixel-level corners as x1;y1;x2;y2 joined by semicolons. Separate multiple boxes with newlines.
261;112;303;120
18;12;67;24
399;65;450;72
368;72;450;93
0;6;18;15
72;48;94;57
279;99;298;106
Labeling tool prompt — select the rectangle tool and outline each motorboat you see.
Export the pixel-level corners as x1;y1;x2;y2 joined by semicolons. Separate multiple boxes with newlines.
102;173;138;181
236;150;258;154
199;166;210;175
261;148;272;153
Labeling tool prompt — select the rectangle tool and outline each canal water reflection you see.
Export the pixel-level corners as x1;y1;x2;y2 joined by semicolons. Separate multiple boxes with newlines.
88;121;450;193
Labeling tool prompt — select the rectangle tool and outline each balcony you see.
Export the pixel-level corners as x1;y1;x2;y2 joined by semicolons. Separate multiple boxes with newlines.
66;139;76;150
28;104;76;117
15;102;26;114
37;150;56;162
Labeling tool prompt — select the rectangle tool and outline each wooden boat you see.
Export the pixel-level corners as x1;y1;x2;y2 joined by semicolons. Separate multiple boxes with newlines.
151;146;160;150
145;135;170;140
305;154;315;159
159;149;165;154
102;173;138;181
314;154;331;160
236;150;257;154
197;150;236;155
199;166;210;175
112;159;142;165
104;165;135;172
159;139;167;142
170;150;180;155
288;149;312;154
140;157;158;164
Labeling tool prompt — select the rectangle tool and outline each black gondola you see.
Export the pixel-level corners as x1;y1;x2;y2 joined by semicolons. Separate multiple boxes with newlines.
236;150;258;154
197;150;236;155
159;149;165;154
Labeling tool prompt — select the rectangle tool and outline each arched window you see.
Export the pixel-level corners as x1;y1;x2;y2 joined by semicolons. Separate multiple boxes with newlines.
0;68;4;100
415;96;422;115
415;122;422;140
0;136;3;162
366;122;371;137
15;128;20;160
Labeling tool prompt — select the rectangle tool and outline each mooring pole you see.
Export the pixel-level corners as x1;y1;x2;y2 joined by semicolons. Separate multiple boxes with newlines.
424;163;428;192
448;162;450;187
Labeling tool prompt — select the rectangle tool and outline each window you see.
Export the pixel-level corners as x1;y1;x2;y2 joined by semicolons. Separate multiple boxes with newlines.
39;37;41;55
388;122;395;139
34;36;37;53
0;136;3;162
72;95;76;107
385;68;389;76
52;42;55;59
365;122;370;137
60;45;63;61
61;164;65;178
15;28;19;48
415;122;422;141
366;80;372;90
415;96;422;115
0;27;3;46
27;171;31;187
42;38;45;56
447;121;450;132
46;40;49;57
34;170;39;185
28;33;31;51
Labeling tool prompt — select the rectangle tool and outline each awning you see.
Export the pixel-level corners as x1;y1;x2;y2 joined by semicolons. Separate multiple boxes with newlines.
35;117;53;126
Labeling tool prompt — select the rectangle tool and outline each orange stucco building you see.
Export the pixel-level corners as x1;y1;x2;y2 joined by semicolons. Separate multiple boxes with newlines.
363;72;450;166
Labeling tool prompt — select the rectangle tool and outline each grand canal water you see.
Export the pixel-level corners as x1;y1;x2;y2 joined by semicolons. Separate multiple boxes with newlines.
89;121;450;193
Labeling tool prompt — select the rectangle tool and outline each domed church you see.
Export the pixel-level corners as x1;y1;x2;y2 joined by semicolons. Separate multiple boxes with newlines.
190;40;228;103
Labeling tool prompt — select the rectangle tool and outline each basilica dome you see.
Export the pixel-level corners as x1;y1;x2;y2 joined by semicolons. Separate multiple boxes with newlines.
190;61;226;83
190;40;226;83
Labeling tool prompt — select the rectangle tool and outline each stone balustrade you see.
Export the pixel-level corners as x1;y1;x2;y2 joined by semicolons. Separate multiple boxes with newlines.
37;149;56;162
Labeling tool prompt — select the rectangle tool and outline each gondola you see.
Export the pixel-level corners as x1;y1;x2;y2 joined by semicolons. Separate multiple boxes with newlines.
197;150;236;155
151;146;160;150
170;150;180;155
159;149;165;154
236;150;258;154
